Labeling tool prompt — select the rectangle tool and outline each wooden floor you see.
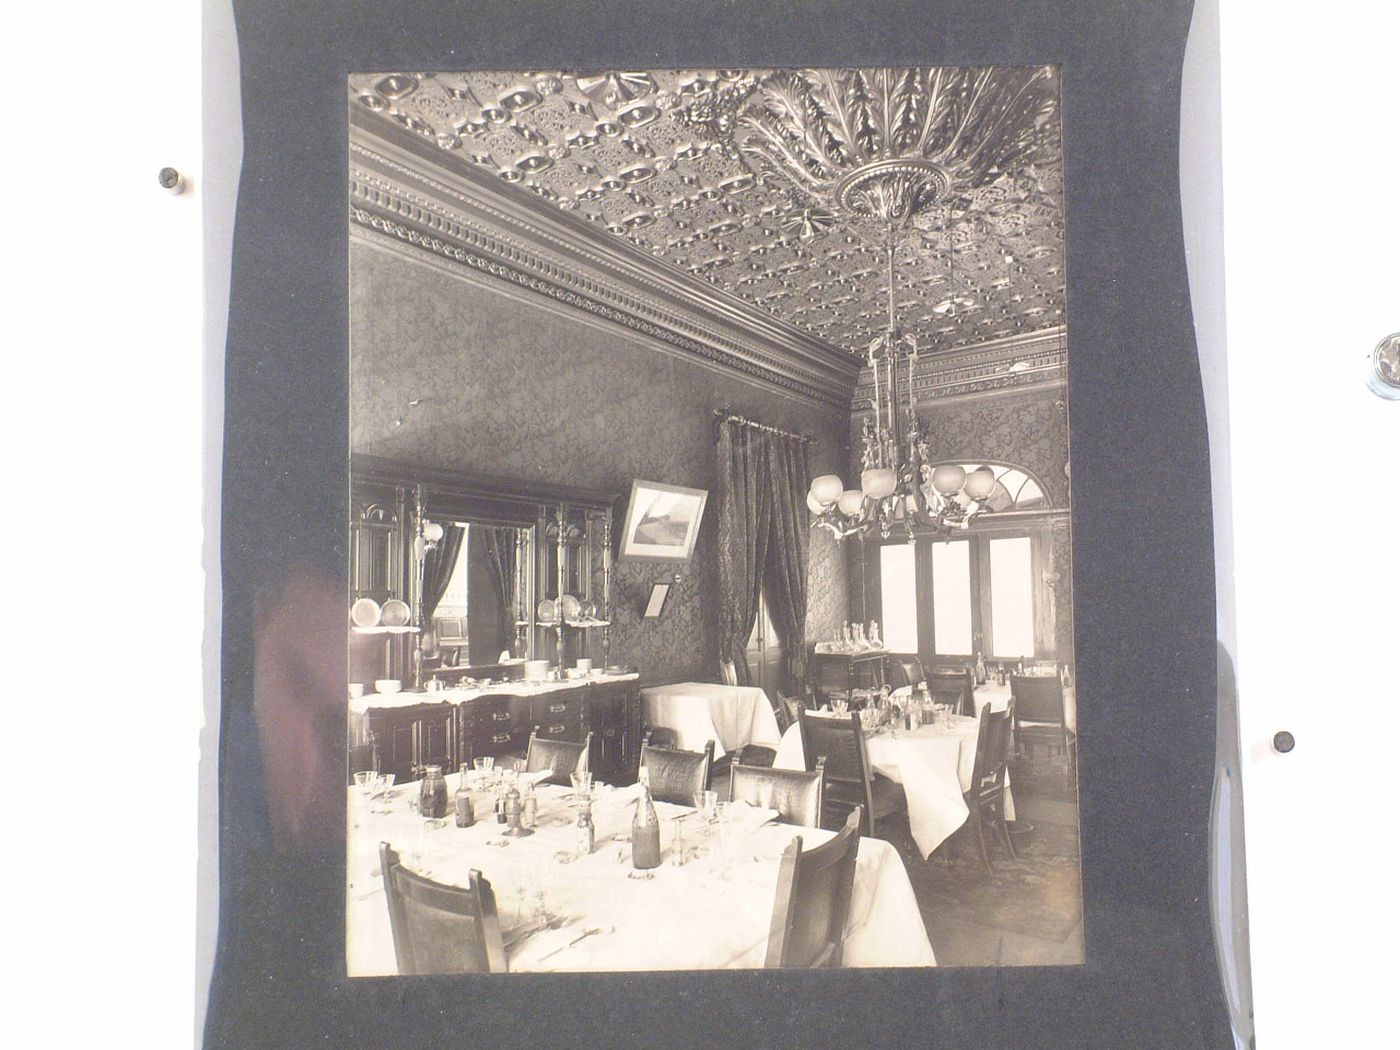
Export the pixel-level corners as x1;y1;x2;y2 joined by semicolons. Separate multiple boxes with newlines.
885;749;1084;967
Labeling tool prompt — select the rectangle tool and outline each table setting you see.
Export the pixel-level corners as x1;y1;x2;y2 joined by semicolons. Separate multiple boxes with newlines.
772;698;1017;859
346;764;935;973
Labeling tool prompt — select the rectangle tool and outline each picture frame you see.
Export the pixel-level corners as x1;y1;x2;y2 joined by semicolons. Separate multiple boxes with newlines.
617;479;708;563
641;580;673;619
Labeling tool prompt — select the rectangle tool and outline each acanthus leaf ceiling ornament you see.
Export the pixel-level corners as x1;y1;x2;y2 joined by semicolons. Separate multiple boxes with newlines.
347;67;1064;359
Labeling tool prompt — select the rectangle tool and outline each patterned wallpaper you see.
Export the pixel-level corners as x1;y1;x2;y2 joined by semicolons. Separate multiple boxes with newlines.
351;238;848;684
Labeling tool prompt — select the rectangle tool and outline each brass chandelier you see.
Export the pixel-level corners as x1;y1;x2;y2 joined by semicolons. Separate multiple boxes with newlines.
722;66;1060;539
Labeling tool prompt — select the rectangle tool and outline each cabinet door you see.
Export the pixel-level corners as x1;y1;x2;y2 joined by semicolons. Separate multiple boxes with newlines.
366;710;418;783
414;708;455;773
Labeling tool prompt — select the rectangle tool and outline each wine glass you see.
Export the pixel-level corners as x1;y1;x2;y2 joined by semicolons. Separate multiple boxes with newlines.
693;789;718;824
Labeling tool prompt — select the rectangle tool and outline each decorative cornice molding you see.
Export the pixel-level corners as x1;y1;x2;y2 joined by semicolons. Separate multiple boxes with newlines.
852;327;1066;409
350;203;851;408
349;117;860;406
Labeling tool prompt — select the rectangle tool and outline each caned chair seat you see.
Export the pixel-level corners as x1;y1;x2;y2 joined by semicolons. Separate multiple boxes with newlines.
729;758;825;828
524;731;592;786
764;808;863;968
379;842;507;974
639;732;714;806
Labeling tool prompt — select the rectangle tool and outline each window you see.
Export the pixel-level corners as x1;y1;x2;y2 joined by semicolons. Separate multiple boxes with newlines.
929;540;973;655
879;544;918;652
988;536;1035;658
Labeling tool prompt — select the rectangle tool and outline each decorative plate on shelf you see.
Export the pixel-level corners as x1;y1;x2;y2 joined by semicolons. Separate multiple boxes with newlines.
350;598;381;628
536;598;558;622
380;599;411;627
559;594;582;621
579;599;598;620
603;665;631;676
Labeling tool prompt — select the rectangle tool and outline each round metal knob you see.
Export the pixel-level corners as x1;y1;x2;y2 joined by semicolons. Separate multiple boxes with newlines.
1272;730;1296;754
158;166;186;194
1365;333;1400;400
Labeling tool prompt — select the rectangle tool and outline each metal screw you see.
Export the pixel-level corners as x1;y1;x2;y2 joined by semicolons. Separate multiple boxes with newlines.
1272;730;1295;754
1366;333;1400;400
158;167;186;194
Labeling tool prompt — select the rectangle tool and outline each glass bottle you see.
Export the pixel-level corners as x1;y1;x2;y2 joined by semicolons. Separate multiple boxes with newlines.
522;781;537;829
631;779;662;870
574;798;595;858
419;765;448;820
454;763;475;827
975;650;987;684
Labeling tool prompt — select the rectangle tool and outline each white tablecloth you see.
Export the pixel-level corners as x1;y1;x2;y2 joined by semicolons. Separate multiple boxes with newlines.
640;682;783;759
975;680;1078;733
347;778;935;973
773;711;1016;859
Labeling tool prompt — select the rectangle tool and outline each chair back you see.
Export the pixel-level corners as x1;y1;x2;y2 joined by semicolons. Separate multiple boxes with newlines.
379;842;507;974
524;731;592;785
969;701;1014;803
797;707;877;833
1009;674;1066;727
730;758;825;828
639;734;714;805
891;658;926;691
720;659;738;687
928;672;972;716
764;808;863;968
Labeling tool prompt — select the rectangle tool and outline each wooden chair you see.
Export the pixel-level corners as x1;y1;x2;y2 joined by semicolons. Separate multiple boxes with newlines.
729;757;825;828
890;657;926;691
730;743;777;769
639;731;714;805
524;731;592;786
962;702;1017;874
928;672;972;717
379;842;507;974
796;707;905;837
1009;673;1074;762
764;808;863;968
720;659;739;687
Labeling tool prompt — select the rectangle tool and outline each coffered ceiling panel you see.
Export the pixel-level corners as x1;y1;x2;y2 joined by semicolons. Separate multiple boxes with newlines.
348;68;1065;360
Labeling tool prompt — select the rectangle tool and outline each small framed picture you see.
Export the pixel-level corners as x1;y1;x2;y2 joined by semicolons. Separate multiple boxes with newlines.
618;480;708;562
642;581;673;619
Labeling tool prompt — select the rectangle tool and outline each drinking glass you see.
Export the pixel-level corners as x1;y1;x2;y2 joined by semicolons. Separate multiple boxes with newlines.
570;770;593;800
353;770;378;807
693;789;718;823
473;756;495;789
670;818;687;866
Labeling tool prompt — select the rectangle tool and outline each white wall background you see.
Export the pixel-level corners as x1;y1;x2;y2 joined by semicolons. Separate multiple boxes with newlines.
6;2;1395;1046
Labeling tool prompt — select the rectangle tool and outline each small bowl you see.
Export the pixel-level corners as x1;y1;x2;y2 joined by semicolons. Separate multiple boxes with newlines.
374;679;402;694
348;682;365;698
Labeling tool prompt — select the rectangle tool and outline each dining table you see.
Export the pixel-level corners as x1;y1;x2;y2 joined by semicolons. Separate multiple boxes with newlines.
639;681;783;759
772;687;1023;859
346;772;936;974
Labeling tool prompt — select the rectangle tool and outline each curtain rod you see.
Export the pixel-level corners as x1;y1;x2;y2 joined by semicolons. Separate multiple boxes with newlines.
713;409;815;444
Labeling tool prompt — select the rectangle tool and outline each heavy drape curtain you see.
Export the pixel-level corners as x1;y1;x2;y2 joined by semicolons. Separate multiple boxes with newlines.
716;422;771;686
716;419;809;687
481;527;517;653
765;435;810;684
421;523;465;622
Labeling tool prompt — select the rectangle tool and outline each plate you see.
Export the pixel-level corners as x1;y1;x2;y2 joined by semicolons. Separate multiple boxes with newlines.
579;599;598;620
537;598;558;622
603;665;630;676
559;594;582;621
380;599;410;627
350;597;381;628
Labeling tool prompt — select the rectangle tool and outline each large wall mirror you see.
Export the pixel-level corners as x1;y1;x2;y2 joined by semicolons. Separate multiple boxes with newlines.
350;455;614;687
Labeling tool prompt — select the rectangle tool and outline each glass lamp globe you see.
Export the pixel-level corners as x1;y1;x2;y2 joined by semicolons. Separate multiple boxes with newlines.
806;491;826;515
837;489;865;517
964;466;997;500
810;474;844;506
931;464;967;496
423;522;445;543
861;467;898;499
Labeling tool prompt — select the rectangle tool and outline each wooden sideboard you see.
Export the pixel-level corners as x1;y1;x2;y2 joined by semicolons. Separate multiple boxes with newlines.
356;679;642;786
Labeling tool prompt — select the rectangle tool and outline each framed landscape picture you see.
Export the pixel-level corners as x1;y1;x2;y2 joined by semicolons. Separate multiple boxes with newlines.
618;480;708;562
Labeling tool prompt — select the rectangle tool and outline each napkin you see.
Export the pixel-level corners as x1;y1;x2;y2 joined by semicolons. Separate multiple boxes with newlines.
522;769;556;787
725;799;779;828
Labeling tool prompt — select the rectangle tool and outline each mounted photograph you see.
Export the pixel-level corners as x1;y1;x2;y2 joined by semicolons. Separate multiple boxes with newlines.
345;65;1080;974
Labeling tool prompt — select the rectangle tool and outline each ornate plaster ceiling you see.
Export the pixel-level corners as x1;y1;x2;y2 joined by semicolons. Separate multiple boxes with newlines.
348;68;1065;360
